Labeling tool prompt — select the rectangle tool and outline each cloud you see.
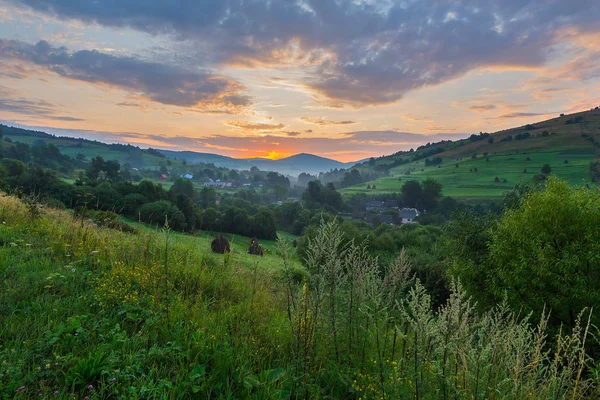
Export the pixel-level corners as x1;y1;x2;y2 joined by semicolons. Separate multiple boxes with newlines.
286;131;301;137
225;120;285;131
487;112;555;120
467;104;497;113
0;85;84;121
0;39;252;113
305;129;313;133
402;114;432;123
9;0;600;107
300;117;355;126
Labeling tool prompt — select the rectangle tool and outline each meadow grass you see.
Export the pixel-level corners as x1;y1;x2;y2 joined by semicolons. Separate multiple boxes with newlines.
342;146;595;199
1;194;598;399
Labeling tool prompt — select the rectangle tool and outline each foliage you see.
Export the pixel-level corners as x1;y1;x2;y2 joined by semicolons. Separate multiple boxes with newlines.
449;178;600;329
0;196;598;399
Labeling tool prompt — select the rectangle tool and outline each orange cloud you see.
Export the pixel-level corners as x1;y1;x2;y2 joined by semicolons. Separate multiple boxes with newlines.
225;120;285;131
300;116;356;126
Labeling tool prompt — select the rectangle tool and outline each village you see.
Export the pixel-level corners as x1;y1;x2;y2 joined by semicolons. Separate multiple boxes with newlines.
353;200;420;226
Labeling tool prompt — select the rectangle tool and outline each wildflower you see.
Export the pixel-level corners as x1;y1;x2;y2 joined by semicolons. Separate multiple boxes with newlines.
84;397;89;400
111;377;116;382
87;384;93;389
54;390;59;395
17;386;25;393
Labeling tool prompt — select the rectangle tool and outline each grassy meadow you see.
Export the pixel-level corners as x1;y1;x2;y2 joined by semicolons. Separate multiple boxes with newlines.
1;193;599;398
343;109;600;200
343;146;594;199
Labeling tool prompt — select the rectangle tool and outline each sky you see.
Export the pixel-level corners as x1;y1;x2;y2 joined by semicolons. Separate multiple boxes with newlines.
0;1;599;162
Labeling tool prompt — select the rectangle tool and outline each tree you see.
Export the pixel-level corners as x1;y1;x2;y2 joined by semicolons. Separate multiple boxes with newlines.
252;209;277;239
297;172;316;187
198;187;217;209
274;184;289;201
341;169;363;187
228;169;240;181
451;178;600;328
421;178;443;210
541;164;552;174
175;194;198;232
119;193;148;216
139;200;185;230
401;180;422;208
0;159;26;177
302;180;343;211
87;156;120;183
170;178;194;199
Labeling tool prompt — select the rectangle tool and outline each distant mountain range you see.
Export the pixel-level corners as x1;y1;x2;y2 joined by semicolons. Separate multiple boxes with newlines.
0;122;365;176
159;150;364;176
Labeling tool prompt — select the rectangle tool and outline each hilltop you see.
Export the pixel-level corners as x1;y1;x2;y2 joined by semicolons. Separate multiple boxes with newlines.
342;108;600;199
0;123;359;176
159;150;359;176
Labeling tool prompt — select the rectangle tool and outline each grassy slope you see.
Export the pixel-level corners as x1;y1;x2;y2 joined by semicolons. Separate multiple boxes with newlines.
2;194;597;399
342;109;600;199
0;195;299;398
123;218;300;271
2;129;169;170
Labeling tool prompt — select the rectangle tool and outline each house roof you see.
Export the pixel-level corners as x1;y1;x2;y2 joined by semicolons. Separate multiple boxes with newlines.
384;200;400;208
399;208;419;219
366;200;385;208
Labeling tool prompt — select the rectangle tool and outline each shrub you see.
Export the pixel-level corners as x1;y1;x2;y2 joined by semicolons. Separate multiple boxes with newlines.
541;164;552;174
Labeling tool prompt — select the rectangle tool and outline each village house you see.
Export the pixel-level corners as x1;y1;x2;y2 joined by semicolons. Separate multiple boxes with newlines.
203;179;232;188
398;208;420;223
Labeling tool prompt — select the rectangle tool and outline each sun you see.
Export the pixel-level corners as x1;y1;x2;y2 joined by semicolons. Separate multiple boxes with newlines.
266;150;282;160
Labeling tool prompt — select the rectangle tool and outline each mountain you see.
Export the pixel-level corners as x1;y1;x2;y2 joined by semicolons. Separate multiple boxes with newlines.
0;123;361;176
159;150;360;176
342;108;600;200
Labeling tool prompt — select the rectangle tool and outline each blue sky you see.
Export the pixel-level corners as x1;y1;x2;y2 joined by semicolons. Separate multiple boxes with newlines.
0;0;599;161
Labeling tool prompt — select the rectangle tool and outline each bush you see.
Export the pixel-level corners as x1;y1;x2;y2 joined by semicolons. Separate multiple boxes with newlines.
541;164;552;174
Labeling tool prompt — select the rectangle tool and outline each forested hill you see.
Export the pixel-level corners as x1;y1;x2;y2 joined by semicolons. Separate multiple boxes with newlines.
0;123;359;176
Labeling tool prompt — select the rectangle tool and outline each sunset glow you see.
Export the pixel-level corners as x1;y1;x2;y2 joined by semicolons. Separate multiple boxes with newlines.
0;1;599;162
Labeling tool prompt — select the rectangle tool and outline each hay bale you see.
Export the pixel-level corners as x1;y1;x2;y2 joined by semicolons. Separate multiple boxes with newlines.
211;235;231;254
248;237;264;256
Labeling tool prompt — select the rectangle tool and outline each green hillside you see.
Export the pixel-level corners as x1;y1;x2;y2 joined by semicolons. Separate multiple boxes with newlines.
342;109;600;199
0;125;168;170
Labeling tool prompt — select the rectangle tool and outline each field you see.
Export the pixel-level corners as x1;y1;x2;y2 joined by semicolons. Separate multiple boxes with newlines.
343;145;594;199
343;109;600;199
123;217;300;271
1;193;598;398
